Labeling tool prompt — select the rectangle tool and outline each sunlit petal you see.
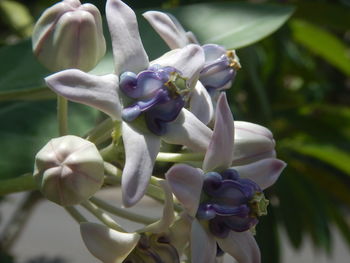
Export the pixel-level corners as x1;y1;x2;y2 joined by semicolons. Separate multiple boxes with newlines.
203;93;234;172
216;230;260;263
45;69;121;120
166;164;203;217
143;11;189;49
121;122;161;207
106;0;149;74
234;158;287;190
162;109;212;152
153;44;204;89
80;222;140;263
189;82;214;125
191;219;217;263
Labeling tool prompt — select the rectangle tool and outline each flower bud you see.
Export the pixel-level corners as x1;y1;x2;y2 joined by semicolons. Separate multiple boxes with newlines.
32;0;106;72
232;121;276;166
33;135;104;206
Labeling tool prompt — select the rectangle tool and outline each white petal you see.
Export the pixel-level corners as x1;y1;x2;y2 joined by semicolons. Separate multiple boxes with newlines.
143;11;189;49
234;158;287;190
121;122;161;207
139;180;174;233
203;93;234;172
45;69;121;120
153;44;204;88
216;231;261;263
106;0;149;74
162;108;212;152
166;164;203;217
80;222;140;263
189;82;214;125
191;219;217;263
232;121;276;166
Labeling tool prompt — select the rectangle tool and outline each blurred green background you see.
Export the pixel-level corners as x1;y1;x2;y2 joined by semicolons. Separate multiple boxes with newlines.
0;0;349;262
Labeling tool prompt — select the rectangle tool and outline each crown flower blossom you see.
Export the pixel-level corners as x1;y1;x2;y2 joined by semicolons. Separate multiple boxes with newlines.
166;93;286;263
143;11;241;122
32;0;106;72
45;0;213;207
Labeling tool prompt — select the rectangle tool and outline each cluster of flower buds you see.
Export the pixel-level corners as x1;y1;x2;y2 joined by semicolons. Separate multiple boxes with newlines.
32;0;286;262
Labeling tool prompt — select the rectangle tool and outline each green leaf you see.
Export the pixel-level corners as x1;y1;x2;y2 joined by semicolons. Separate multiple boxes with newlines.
0;0;34;37
0;40;49;92
0;101;98;179
0;87;55;102
288;143;350;175
290;19;350;76
294;2;350;31
170;2;295;49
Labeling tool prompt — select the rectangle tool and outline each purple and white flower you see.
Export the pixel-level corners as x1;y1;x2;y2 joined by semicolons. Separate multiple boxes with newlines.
143;11;241;110
45;0;213;207
166;93;286;263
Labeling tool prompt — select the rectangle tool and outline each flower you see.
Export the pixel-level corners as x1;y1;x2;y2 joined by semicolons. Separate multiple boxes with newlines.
143;11;240;114
45;0;213;207
165;93;286;263
80;181;188;263
32;0;106;72
33;135;104;206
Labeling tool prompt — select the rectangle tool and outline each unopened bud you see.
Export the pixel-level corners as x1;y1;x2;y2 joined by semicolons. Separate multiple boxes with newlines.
33;135;104;206
32;0;106;72
232;121;276;166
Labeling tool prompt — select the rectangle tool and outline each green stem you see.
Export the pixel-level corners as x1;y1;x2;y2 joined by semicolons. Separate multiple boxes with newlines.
103;162;181;210
86;118;115;145
90;197;155;225
156;152;204;163
0;174;37;196
57;95;68;136
65;206;88;223
81;200;124;232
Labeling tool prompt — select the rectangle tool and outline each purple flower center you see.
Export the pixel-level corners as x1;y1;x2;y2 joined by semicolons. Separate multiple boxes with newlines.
120;65;188;136
196;169;269;238
199;44;241;93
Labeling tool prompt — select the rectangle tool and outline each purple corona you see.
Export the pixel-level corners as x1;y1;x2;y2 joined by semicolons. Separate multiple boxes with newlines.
196;168;269;238
120;65;189;135
200;44;241;93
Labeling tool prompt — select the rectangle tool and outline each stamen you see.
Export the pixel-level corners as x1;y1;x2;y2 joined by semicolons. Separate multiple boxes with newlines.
226;50;241;70
197;169;269;236
249;192;269;217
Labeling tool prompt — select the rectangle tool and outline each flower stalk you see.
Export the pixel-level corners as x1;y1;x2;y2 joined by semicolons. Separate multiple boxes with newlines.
57;95;68;135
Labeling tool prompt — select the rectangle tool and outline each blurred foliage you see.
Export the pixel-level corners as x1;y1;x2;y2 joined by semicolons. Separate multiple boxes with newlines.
0;0;349;263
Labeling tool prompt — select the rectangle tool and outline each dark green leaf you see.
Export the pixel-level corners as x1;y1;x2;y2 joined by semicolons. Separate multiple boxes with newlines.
294;2;350;31
0;100;98;179
290;19;350;76
170;2;295;49
288;143;350;175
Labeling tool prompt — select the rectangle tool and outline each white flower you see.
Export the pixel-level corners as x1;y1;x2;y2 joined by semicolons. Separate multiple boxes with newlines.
45;0;213;207
165;93;286;263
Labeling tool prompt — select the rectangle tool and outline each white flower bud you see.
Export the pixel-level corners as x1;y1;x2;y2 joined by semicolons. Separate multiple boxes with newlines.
33;135;104;206
32;0;106;72
232;121;276;166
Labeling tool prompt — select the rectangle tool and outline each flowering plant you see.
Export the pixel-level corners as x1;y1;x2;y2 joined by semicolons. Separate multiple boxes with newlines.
0;0;297;262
